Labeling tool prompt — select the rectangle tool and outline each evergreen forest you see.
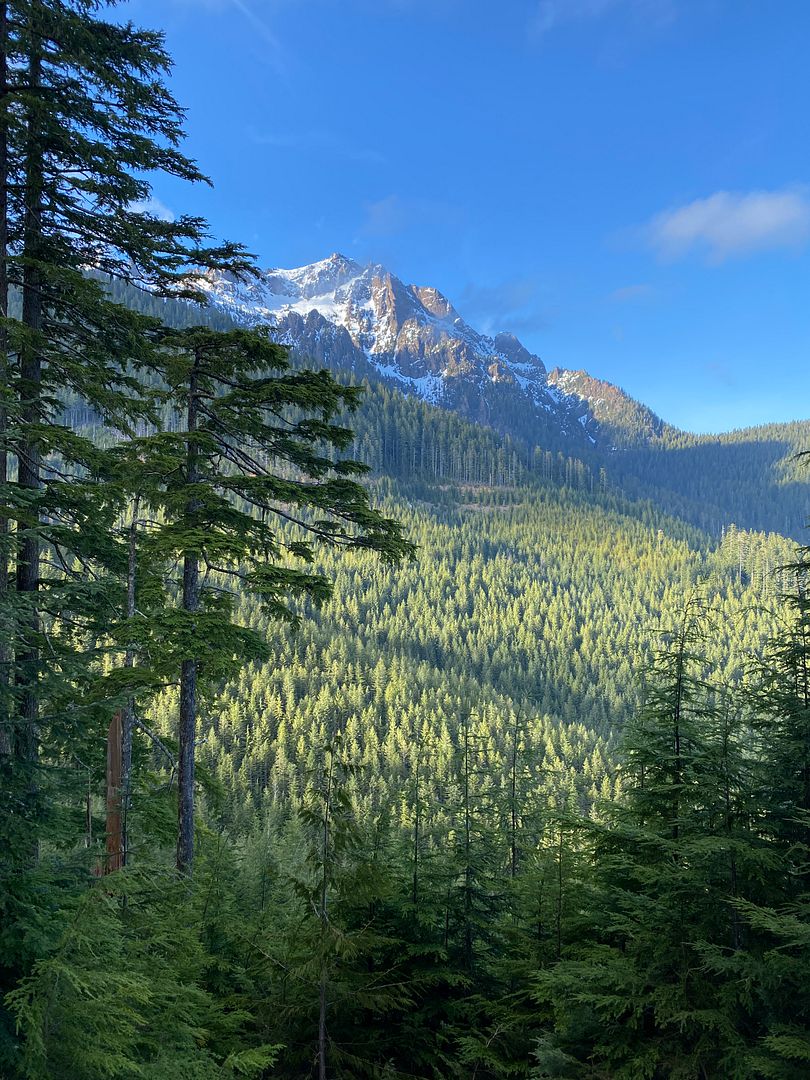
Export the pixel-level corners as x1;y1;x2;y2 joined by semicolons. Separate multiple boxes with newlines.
1;3;810;1079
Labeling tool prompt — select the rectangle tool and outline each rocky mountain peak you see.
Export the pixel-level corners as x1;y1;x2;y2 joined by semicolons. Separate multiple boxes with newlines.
408;285;458;322
277;252;362;297
547;368;670;447
199;254;602;451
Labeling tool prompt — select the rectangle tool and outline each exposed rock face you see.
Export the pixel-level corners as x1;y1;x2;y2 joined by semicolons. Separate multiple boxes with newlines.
197;253;598;451
547;368;673;447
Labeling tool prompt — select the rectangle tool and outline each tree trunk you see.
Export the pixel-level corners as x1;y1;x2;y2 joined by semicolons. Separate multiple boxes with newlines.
15;26;43;832
318;975;327;1080
555;825;564;961
176;353;200;874
671;608;688;842
121;501;138;865
510;714;519;879
412;748;420;908
463;714;473;973
0;0;10;758
105;711;123;872
317;749;334;1080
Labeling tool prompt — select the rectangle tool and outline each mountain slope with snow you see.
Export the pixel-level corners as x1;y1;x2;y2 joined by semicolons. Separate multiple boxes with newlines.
546;368;678;448
106;269;810;539
197;253;600;452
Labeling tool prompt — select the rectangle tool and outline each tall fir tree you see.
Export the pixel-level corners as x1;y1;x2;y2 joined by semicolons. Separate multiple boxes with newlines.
111;325;412;873
0;0;251;1063
534;598;772;1079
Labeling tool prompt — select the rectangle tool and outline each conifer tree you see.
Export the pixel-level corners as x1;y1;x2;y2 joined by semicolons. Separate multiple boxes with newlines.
0;0;11;760
707;551;810;1078
6;852;282;1080
534;598;768;1078
114;325;412;872
0;0;254;1060
0;0;253;855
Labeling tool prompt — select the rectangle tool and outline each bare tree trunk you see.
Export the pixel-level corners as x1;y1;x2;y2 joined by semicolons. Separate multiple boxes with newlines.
463;714;473;973
671;605;689;843
318;977;327;1080
509;713;519;880
85;768;92;847
177;354;200;875
317;749;334;1080
412;746;420;908
121;501;138;865
15;26;43;840
555;824;564;961
105;711;123;872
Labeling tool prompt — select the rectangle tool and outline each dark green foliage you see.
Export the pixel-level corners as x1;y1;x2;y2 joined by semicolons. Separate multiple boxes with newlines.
529;585;810;1080
2;3;810;1078
600;421;810;541
698;551;810;1079
0;0;247;887
6;853;280;1079
0;0;410;1067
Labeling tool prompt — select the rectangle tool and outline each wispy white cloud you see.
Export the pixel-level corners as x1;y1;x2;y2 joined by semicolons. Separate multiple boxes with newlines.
645;188;810;262
609;283;653;302
458;277;555;335
374;0;460;11
356;194;463;239
169;0;286;70
251;129;386;165
705;359;737;388
360;195;410;237
530;0;676;37
129;196;175;223
230;0;284;55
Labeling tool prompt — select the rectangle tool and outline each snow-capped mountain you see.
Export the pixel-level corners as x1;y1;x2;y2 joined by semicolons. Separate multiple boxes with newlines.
197;253;599;450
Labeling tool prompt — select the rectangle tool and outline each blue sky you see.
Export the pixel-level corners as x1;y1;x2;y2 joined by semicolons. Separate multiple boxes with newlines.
126;0;810;433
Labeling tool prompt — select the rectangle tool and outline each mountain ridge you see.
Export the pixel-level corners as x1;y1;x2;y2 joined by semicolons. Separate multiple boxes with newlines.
197;252;601;452
105;260;810;539
196;252;810;454
546;368;677;448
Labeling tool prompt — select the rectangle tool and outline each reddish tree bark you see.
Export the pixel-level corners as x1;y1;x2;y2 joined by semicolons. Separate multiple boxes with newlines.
105;711;123;873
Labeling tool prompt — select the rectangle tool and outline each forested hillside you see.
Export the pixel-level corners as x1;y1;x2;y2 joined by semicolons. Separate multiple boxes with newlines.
2;3;810;1079
146;484;791;821
548;367;810;538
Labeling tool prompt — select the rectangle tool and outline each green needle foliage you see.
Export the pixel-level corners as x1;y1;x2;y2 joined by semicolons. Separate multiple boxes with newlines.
109;324;413;873
6;856;282;1080
2;2;810;1078
0;0;410;1067
533;600;776;1079
701;549;810;1080
0;4;267;1063
0;0;251;891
